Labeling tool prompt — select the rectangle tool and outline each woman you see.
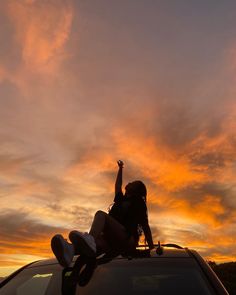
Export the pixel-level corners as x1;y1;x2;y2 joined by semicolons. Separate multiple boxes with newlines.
51;160;154;267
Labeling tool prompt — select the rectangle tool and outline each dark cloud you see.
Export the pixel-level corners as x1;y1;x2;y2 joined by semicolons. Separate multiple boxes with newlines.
155;104;202;148
190;151;226;170
0;209;65;238
201;244;236;259
0;209;68;255
146;95;231;152
173;182;236;209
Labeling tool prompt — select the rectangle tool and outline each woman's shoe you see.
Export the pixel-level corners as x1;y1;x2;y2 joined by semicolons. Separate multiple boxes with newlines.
69;231;96;257
51;234;74;267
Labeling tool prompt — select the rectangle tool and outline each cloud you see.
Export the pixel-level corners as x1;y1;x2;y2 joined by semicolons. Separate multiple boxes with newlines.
1;0;236;276
6;0;74;74
0;206;92;275
0;210;67;256
0;0;74;106
0;209;69;276
43;203;95;230
0;153;33;176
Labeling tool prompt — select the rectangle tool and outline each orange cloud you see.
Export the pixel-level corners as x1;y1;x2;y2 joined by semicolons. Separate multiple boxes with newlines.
7;0;74;74
165;195;226;228
1;0;236;277
111;128;208;191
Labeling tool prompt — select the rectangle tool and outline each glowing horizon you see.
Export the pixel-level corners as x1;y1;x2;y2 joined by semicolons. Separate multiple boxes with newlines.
1;0;236;277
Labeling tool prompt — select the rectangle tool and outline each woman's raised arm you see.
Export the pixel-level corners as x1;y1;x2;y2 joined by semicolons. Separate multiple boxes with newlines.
115;160;124;195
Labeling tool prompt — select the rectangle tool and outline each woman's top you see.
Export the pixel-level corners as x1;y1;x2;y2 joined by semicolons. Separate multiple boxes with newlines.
109;191;150;244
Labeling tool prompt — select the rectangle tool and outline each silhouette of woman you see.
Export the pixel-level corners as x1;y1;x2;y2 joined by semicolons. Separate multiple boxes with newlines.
51;160;154;267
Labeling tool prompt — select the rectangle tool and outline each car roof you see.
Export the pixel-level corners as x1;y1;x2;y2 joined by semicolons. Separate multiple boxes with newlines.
30;246;191;268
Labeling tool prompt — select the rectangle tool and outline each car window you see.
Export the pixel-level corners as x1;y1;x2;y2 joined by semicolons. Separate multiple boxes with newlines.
76;258;215;295
0;258;216;295
17;273;52;295
0;264;62;295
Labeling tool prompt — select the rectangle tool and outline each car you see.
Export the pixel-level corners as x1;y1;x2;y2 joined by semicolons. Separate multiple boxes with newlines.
0;244;229;295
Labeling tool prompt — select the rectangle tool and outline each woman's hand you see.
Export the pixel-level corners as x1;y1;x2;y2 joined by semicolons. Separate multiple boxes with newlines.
117;160;124;168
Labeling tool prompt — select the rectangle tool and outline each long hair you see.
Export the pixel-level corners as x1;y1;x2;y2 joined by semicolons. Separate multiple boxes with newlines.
130;181;148;243
131;180;147;203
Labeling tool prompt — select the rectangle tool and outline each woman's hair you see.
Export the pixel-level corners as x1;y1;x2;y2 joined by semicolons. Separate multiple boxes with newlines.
131;181;148;240
131;180;147;202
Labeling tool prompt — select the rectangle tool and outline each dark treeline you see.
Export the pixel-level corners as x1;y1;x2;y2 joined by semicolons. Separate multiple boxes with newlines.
209;261;236;295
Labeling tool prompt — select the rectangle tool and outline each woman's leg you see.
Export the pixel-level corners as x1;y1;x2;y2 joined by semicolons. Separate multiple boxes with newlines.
89;210;111;239
94;233;111;255
69;210;135;256
51;234;74;267
89;210;135;253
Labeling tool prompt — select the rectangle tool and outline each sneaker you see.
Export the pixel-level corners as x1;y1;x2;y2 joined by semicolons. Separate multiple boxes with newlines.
51;234;74;267
69;231;96;257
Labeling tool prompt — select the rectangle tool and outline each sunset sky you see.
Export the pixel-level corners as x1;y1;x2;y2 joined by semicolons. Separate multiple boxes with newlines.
1;0;236;277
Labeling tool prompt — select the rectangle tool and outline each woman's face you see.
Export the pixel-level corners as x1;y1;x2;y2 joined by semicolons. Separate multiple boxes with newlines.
125;182;138;198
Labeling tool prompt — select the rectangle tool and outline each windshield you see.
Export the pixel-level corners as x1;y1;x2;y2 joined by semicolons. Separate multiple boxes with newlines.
0;258;216;295
76;258;215;295
0;264;62;295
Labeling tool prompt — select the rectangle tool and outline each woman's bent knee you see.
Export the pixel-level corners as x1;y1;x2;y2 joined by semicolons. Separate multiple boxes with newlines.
69;230;79;242
95;210;107;218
